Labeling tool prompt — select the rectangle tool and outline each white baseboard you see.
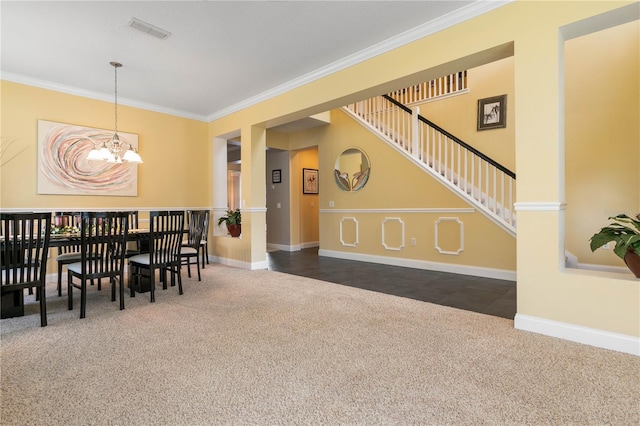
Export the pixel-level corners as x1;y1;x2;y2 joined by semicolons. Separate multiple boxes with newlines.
318;249;516;281
210;255;267;270
267;243;297;252
515;314;639;356
267;242;319;252
301;241;319;249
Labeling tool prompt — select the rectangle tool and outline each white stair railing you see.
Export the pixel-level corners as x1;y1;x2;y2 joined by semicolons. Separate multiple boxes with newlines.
344;94;516;236
387;71;468;105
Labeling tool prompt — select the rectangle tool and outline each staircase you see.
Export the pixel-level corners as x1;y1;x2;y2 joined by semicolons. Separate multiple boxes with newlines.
343;94;516;237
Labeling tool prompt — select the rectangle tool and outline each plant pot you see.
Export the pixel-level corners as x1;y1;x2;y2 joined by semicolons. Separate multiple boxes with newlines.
226;224;241;238
623;248;640;278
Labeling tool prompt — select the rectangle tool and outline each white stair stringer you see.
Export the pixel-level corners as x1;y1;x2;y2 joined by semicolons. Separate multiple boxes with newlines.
343;106;517;237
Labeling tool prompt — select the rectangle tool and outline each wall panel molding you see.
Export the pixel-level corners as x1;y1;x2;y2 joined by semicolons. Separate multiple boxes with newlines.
381;217;405;251
339;217;359;247
514;202;566;211
434;217;464;255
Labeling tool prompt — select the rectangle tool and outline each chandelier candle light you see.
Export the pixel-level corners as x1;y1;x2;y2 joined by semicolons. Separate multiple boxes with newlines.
87;62;143;164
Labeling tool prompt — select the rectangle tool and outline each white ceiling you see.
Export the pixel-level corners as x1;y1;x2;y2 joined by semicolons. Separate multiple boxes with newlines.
1;1;505;122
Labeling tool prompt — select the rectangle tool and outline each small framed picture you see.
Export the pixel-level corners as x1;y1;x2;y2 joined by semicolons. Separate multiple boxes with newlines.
272;169;282;184
477;95;507;131
302;168;318;194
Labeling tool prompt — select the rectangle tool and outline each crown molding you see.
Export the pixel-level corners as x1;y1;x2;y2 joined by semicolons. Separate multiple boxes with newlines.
207;0;512;121
1;72;209;122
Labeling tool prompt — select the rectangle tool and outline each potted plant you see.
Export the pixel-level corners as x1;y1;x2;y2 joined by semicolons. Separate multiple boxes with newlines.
217;209;241;237
590;213;640;278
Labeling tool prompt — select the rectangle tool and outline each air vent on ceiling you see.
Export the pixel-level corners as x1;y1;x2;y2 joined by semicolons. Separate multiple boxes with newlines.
128;17;171;40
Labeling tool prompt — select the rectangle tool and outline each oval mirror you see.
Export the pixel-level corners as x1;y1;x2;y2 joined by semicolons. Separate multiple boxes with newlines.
334;148;371;192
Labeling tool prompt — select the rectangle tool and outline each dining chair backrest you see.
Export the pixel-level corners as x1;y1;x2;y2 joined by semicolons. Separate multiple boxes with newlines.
149;211;184;268
124;210;143;256
54;211;82;253
186;210;209;249
128;211;139;230
1;212;51;285
190;210;210;268
77;212;129;279
1;212;52;326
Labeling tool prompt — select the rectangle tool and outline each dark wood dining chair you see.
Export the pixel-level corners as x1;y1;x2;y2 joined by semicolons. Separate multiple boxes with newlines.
67;211;129;319
199;211;210;268
54;211;83;297
124;211;142;258
128;210;184;303
181;210;209;281
1;212;52;327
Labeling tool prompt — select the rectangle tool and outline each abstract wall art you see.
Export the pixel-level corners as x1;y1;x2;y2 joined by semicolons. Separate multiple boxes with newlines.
37;120;139;196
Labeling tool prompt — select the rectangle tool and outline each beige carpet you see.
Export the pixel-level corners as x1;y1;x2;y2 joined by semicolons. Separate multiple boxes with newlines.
1;264;639;425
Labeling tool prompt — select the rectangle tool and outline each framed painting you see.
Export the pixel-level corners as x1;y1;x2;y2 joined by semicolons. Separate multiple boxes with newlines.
37;120;139;196
272;169;282;184
302;168;318;194
477;95;507;131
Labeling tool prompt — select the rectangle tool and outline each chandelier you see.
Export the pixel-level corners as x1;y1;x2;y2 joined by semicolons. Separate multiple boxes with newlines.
87;62;143;164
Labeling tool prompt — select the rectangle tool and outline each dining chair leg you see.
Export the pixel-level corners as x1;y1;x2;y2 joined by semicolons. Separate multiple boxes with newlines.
80;280;87;319
149;268;155;303
169;268;176;288
177;266;183;295
57;267;63;297
68;276;73;311
196;257;201;281
110;276;116;302
162;268;169;289
129;264;136;298
118;275;125;310
39;285;47;327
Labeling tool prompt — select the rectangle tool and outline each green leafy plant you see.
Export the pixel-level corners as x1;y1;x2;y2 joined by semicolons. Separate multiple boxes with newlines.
590;214;640;259
217;209;241;227
50;225;80;235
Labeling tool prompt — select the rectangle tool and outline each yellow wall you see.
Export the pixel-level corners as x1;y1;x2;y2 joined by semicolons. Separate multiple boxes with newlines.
1;81;209;210
290;147;319;246
313;109;516;271
209;1;639;340
564;21;640;266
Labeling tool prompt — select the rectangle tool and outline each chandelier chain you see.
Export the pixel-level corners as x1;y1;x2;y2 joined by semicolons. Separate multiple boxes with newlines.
114;64;118;134
87;61;142;163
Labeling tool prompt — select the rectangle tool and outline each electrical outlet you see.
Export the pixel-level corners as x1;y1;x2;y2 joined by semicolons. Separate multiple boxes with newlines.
603;242;611;250
410;238;417;246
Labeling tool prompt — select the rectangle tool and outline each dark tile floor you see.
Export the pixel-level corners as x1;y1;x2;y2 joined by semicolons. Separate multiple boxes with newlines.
267;248;516;319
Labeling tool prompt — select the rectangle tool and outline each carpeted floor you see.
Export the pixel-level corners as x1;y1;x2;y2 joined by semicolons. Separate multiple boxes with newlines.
1;264;639;425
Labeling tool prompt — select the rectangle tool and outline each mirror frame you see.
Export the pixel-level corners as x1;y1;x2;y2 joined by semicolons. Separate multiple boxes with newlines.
333;147;371;192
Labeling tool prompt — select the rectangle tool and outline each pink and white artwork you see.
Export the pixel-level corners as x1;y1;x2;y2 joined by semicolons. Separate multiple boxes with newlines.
37;120;138;196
